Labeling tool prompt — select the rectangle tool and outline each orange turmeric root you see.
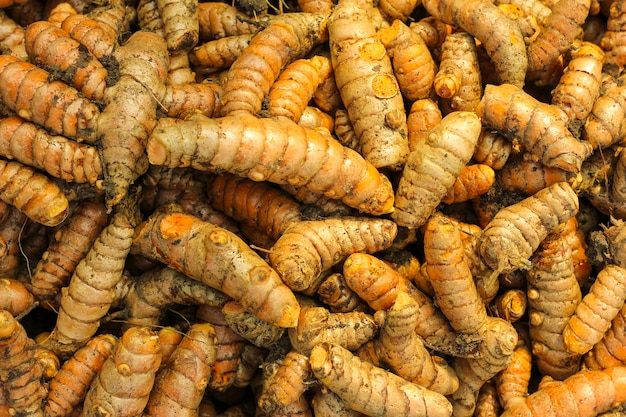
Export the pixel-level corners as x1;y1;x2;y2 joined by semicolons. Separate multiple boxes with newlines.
421;0;527;87
269;216;397;292
310;343;453;417
44;334;118;417
131;211;300;328
24;20;109;101
0;55;99;142
82;327;162;417
392;111;481;228
328;0;409;170
30;199;108;303
0;310;47;417
147;112;395;216
0;159;69;227
479;182;580;273
476;83;593;173
501;366;626;417
0;116;103;186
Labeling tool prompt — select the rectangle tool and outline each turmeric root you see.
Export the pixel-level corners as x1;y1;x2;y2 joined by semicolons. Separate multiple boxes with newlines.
433;31;482;112
162;82;222;119
392;111;481;229
0;278;34;317
219;13;329;117
310;342;453;417
206;173;303;241
328;0;409;170
0;9;27;58
563;264;626;355
269;216;397;292
143;323;217;417
82;327;162;417
196;2;267;41
495;337;532;410
30;199;108;303
156;0;198;53
407;98;442;152
97;30;169;210
497;157;572;196
289;306;378;355
342;253;458;354
44;334;118;417
195;304;248;392
268;55;332;123
526;0;592;79
114;266;229;329
316;272;369;313
527;229;582;380
0;55;99;142
0;116;103;186
584;302;626;370
473;129;512;170
0;310;47;417
421;0;527;87
24;20;109;101
131;211;300;328
476;83;593;173
479;182;579;273
441;164;495;205
221;300;285;348
374;291;459;395
59;12;118;59
501;366;626;417
41;210;135;358
146;112;395;215
551;41;604;135
189;34;254;75
257;351;312;413
377;19;436;102
0;159;69;227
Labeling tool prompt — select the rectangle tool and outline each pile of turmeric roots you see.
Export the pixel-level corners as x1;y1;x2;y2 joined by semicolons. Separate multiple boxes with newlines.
3;0;626;415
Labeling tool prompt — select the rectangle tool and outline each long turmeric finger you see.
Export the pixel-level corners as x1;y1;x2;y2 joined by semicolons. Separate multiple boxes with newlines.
527;230;582;380
477;83;593;173
310;343;453;417
30;199;108;303
98;30;169;210
0;55;99;142
479;182;579;273
24;20;109;101
563;264;626;355
219;13;329;117
147;112;395;215
44;334;117;417
0;116;103;186
501;366;626;417
392;111;481;229
421;0;527;87
131;211;300;328
82;327;161;417
144;323;217;417
41;211;135;358
0;310;47;417
329;0;409;170
374;291;459;395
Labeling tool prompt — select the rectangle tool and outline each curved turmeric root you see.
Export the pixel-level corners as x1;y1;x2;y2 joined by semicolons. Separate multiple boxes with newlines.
501;366;626;417
147;112;395;215
131;211;300;328
310;343;453;417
